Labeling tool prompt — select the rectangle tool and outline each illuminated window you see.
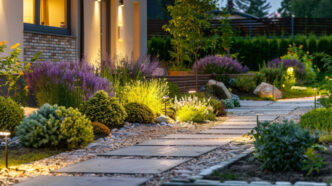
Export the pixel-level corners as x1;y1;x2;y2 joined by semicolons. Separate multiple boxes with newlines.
24;0;35;24
23;0;70;35
40;0;67;28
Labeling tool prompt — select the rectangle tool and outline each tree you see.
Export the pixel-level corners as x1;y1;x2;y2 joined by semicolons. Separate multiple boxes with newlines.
234;0;271;18
292;0;318;18
163;0;217;67
278;0;292;18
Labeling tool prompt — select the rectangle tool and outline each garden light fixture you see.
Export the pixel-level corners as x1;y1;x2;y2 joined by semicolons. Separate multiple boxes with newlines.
0;130;10;168
256;114;264;125
119;0;124;7
163;96;170;116
314;88;317;109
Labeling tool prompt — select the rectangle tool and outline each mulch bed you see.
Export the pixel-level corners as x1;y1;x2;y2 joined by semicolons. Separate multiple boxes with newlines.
205;144;332;184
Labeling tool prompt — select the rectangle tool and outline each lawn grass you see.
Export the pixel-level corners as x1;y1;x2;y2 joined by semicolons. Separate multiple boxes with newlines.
282;87;317;99
0;148;63;168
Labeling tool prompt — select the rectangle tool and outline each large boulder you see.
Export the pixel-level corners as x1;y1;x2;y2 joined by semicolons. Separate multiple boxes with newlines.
208;79;232;99
254;82;282;99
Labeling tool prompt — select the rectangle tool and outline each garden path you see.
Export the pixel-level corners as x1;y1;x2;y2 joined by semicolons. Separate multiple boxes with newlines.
16;98;315;186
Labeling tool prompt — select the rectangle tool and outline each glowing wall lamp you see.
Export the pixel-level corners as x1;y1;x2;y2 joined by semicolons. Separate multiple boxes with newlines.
118;0;124;41
95;0;102;2
0;130;11;168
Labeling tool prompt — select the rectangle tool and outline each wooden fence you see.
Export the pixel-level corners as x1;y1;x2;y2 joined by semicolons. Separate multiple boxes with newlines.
148;18;332;38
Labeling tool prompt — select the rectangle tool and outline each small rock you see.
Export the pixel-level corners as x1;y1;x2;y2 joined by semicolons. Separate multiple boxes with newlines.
155;115;169;123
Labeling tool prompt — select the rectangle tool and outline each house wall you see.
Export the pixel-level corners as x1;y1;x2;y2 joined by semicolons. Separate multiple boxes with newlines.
0;0;24;60
115;0;147;61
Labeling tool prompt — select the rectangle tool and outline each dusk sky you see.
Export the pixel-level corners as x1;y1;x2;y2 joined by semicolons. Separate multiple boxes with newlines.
219;0;283;13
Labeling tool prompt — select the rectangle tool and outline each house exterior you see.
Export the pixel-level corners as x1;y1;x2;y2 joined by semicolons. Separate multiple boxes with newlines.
0;0;147;66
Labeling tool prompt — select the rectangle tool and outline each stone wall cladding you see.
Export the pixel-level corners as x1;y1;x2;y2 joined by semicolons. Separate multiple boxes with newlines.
24;32;78;62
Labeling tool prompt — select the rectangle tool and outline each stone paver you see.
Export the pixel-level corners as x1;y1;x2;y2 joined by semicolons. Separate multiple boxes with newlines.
99;146;217;157
200;129;251;134
220;121;257;125
138;139;230;146
212;125;256;129
162;134;242;139
54;158;189;174
15;176;148;186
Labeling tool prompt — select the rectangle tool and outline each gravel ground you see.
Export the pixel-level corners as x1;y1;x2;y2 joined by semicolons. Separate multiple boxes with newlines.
0;118;225;186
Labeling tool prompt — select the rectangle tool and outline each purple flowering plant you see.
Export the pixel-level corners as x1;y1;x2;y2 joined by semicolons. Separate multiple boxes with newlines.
192;55;249;74
267;58;306;77
26;61;113;107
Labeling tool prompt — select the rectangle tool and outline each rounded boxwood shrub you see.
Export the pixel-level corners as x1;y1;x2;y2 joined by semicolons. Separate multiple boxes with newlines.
125;102;154;124
300;108;332;134
92;122;111;137
80;90;127;128
251;121;316;172
210;85;228;99
17;104;93;149
209;98;226;116
0;96;24;135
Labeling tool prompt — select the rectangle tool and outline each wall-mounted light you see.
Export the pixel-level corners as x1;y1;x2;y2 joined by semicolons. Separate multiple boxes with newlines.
118;0;124;41
95;0;102;2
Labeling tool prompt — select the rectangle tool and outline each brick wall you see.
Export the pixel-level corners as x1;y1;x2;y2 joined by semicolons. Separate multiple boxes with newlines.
24;32;78;62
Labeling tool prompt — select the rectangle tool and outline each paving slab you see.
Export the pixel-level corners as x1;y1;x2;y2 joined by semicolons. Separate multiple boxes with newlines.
15;176;148;186
99;146;217;157
212;125;256;129
137;139;230;146
54;158;189;174
220;121;257;125
162;134;243;139
200;129;251;134
239;101;273;107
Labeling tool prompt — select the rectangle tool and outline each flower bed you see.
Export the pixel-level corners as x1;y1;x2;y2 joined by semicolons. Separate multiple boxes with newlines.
204;148;332;183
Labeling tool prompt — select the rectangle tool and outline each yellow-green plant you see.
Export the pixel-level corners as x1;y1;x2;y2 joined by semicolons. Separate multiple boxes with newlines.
174;96;215;122
0;41;40;104
119;79;169;115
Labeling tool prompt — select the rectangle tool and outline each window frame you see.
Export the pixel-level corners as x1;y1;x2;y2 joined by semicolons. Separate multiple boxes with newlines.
24;0;71;35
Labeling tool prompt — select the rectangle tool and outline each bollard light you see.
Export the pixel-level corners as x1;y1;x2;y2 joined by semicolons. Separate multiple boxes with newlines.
314;88;317;109
162;96;170;116
256;114;264;125
0;130;10;169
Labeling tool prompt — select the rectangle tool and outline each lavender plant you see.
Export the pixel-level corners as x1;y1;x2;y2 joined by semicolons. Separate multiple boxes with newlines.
192;55;249;74
267;58;306;77
26;61;112;108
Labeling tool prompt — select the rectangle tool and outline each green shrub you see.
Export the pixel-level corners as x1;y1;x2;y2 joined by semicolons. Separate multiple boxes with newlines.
119;79;169;115
125;103;155;124
258;66;284;87
251;121;316;172
300;108;332;135
0;96;24;135
313;52;332;73
80;90;127;128
174;96;215;122
148;36;171;61
222;99;235;109
92;122;111;137
209;98;227;116
234;76;256;93
232;97;241;107
17;104;93;149
168;82;181;98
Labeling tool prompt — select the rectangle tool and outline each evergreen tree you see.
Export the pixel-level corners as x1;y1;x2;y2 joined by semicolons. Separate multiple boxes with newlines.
234;0;271;17
278;0;292;17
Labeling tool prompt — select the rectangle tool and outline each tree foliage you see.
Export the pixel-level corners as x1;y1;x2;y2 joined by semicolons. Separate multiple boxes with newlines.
291;0;332;18
163;0;217;67
234;0;271;18
278;0;292;18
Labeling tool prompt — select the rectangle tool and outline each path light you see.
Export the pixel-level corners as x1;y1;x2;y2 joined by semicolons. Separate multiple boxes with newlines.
162;96;170;116
0;130;11;168
256;114;264;125
314;88;317;109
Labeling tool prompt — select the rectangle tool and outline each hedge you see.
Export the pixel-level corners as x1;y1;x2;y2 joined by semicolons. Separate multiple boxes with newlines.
148;35;332;71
